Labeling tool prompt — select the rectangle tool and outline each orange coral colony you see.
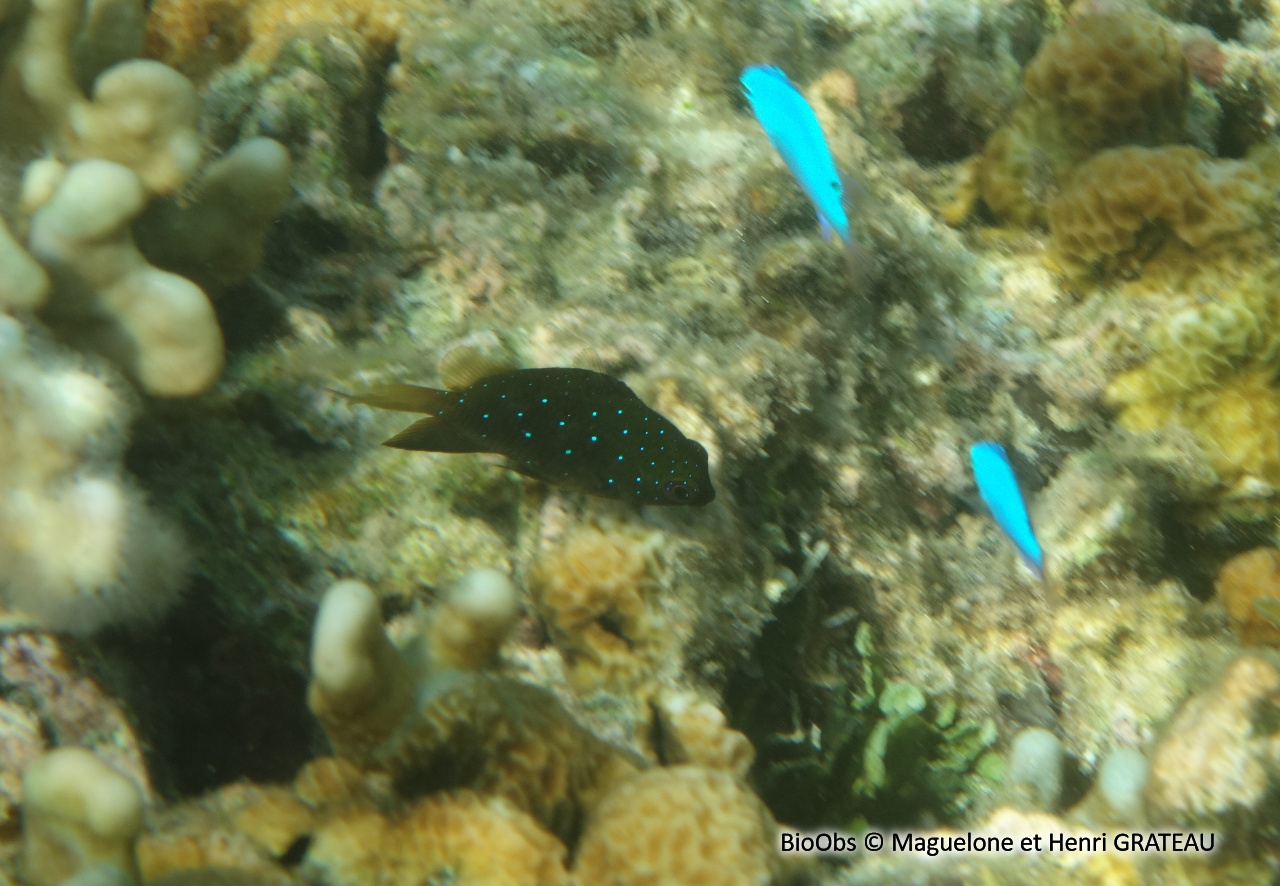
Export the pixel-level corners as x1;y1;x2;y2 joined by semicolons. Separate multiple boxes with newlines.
1214;547;1280;647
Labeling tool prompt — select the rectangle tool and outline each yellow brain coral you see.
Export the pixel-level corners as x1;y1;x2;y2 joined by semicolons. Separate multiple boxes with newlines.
978;11;1188;224
1022;12;1187;153
530;525;666;686
573;766;785;886
303;790;569;886
1048;146;1273;273
1104;260;1280;493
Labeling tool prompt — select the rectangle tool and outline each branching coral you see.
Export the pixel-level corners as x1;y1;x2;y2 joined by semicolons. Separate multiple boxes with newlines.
0;0;201;195
306;574;642;841
21;748;144;886
27;159;225;397
0;314;187;633
0;0;291;398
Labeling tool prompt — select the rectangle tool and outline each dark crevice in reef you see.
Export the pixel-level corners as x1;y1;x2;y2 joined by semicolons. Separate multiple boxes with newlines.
523;136;624;192
351;44;398;185
724;572;856;828
1216;85;1270;159
106;394;352;796
897;69;987;165
1152;505;1274;602
87;585;321;798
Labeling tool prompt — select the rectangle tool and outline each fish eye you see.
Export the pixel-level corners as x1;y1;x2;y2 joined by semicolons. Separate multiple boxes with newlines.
664;480;692;503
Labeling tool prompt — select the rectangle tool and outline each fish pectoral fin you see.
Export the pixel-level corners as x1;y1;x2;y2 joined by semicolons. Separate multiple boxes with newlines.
342;383;450;414
383;416;481;452
503;457;561;485
818;213;835;244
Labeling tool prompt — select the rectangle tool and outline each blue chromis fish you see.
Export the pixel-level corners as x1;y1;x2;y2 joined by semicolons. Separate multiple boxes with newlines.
740;64;868;278
969;442;1044;579
343;368;715;506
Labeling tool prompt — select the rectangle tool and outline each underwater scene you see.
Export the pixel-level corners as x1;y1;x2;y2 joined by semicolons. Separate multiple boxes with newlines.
3;0;1280;882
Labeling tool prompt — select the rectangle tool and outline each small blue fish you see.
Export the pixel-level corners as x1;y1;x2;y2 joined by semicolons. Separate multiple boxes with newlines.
740;65;867;278
970;442;1044;579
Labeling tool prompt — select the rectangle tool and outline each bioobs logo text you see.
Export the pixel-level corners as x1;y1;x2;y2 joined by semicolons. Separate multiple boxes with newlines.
779;832;857;854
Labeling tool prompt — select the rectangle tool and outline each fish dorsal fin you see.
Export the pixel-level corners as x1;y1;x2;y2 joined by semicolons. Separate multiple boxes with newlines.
438;343;520;390
574;348;614;376
339;383;449;413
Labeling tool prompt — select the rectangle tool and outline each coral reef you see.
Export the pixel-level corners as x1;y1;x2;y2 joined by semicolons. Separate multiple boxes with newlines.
529;523;669;690
1103;264;1280;498
145;0;409;74
4;0;1280;882
0;0;290;397
28;159;225;397
827;806;1252;885
303;790;569;886
306;574;642;841
0;629;153;828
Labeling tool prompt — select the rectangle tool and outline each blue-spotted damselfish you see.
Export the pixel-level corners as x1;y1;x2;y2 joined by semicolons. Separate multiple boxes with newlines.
345;368;716;506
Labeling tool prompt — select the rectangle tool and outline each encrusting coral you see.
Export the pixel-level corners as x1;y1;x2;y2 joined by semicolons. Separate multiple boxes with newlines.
303;790;569;886
144;0;409;73
1145;655;1280;833
529;524;667;688
650;689;756;777
1103;266;1280;495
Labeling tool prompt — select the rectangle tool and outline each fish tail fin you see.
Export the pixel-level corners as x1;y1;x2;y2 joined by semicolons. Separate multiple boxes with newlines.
1024;550;1046;583
837;173;875;293
383;416;481;452
843;235;874;294
334;383;450;414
